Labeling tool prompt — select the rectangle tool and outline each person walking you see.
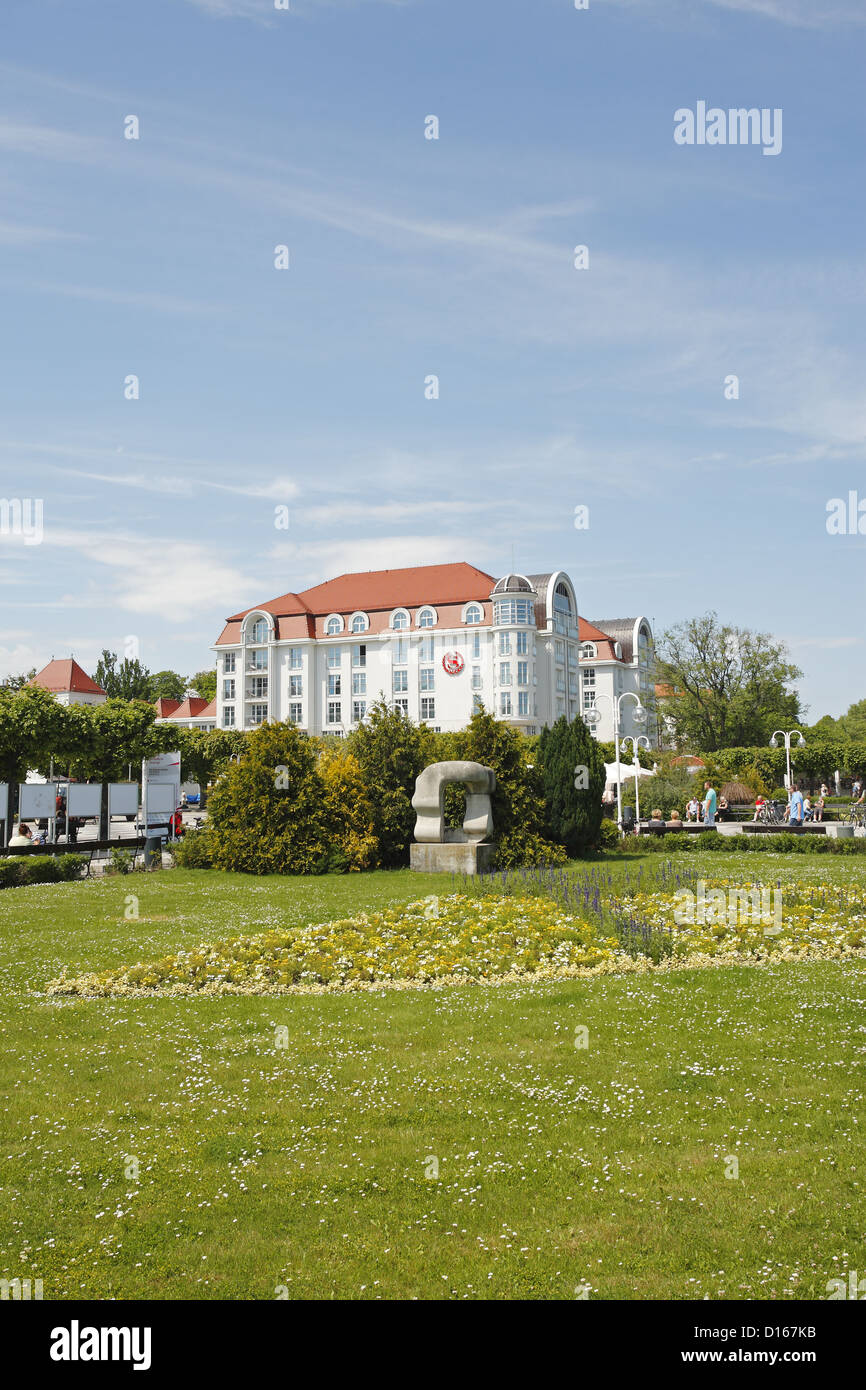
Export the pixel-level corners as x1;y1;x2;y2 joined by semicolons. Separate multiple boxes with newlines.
702;781;717;828
789;782;805;828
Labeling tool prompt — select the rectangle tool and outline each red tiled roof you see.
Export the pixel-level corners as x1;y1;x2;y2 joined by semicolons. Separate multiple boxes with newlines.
579;618;614;643
226;563;497;623
29;658;105;696
154;697;181;717
165;697;215;719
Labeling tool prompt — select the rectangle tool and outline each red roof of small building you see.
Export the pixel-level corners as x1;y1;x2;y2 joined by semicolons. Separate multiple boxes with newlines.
29;658;105;696
165;698;216;720
154;697;181;717
578;618;627;663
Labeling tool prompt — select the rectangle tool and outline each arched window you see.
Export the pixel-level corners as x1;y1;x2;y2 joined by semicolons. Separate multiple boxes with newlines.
325;615;343;636
417;607;436;628
464;604;483;625
350;613;368;634
580;642;596;660
248;616;267;644
553;581;573;615
391;609;409;630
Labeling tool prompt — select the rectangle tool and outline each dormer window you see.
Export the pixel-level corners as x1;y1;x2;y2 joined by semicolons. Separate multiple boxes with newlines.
417;607;436;629
325;615;344;636
248;616;268;644
391;609;410;630
580;642;596;660
464;604;483;625
350;612;369;634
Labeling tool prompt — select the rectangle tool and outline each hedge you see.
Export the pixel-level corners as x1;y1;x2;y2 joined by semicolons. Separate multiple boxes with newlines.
0;853;88;889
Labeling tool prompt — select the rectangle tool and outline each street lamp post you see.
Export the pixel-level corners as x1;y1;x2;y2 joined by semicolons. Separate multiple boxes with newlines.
621;734;651;827
585;691;648;833
769;730;806;793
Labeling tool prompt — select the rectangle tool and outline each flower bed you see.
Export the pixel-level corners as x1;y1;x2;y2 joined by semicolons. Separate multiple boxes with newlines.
46;876;866;999
46;893;619;997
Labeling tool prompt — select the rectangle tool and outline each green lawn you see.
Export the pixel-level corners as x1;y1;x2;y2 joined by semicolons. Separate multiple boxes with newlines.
1;855;864;1300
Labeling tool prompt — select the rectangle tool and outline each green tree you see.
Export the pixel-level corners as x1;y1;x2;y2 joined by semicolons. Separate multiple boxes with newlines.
0;668;36;691
206;722;332;875
346;700;434;867
537;715;606;856
656;613;802;752
150;669;187;702
66;699;157;837
456;708;566;866
171;727;247;805
186;669;217;702
93;649;153;702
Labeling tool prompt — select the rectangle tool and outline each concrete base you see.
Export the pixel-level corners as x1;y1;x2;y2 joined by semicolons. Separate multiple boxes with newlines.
410;841;496;875
826;823;854;839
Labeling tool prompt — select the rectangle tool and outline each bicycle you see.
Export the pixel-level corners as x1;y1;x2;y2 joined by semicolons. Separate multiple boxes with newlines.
756;800;784;825
850;803;866;829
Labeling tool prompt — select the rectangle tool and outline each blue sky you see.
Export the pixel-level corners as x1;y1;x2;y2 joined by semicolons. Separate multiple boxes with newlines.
0;0;864;717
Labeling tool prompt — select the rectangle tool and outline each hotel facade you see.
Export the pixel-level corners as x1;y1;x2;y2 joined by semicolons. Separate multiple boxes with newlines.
211;562;656;744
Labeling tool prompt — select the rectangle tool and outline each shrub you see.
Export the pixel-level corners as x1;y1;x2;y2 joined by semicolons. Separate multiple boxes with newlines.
0;853;87;888
108;847;135;875
318;746;379;871
0;858;27;888
347;701;434;867
537;715;606;856
598;820;621;850
456;709;566;867
171;826;215;869
205;722;333;875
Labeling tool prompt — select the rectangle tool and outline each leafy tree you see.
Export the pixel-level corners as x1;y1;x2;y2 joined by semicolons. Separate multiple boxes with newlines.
170;727;247;805
456;708;566;866
0;668;36;691
619;767;699;820
93;649;153;702
537;715;606;856
346;700;434;867
656;613;802;752
186;668;217;702
66;699;157;836
206;722;332;875
150;669;187;702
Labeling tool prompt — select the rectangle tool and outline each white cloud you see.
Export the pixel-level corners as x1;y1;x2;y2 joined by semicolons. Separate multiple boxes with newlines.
6;525;259;623
263;534;501;587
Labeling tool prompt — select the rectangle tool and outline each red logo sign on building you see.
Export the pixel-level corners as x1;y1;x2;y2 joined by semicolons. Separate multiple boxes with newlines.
442;650;465;676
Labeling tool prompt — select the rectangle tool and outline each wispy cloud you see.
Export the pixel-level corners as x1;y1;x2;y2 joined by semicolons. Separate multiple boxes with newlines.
607;0;866;27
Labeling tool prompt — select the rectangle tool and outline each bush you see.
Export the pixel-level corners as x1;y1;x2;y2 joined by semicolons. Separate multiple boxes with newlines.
347;701;434;867
598;820;621;850
0;853;87;888
317;746;379;871
108;847;135;875
205;722;334;875
456;709;566;867
171;826;215;869
537;715;606;855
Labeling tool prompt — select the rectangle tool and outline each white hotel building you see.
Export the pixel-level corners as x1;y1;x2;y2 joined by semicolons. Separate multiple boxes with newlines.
212;562;656;744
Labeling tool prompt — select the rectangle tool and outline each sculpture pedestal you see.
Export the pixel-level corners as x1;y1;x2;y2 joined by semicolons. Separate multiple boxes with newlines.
410;842;495;875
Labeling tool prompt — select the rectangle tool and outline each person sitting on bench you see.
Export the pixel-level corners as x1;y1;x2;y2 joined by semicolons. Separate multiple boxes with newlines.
8;822;33;846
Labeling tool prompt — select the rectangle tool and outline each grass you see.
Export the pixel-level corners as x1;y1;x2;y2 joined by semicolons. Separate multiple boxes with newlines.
1;854;865;1300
